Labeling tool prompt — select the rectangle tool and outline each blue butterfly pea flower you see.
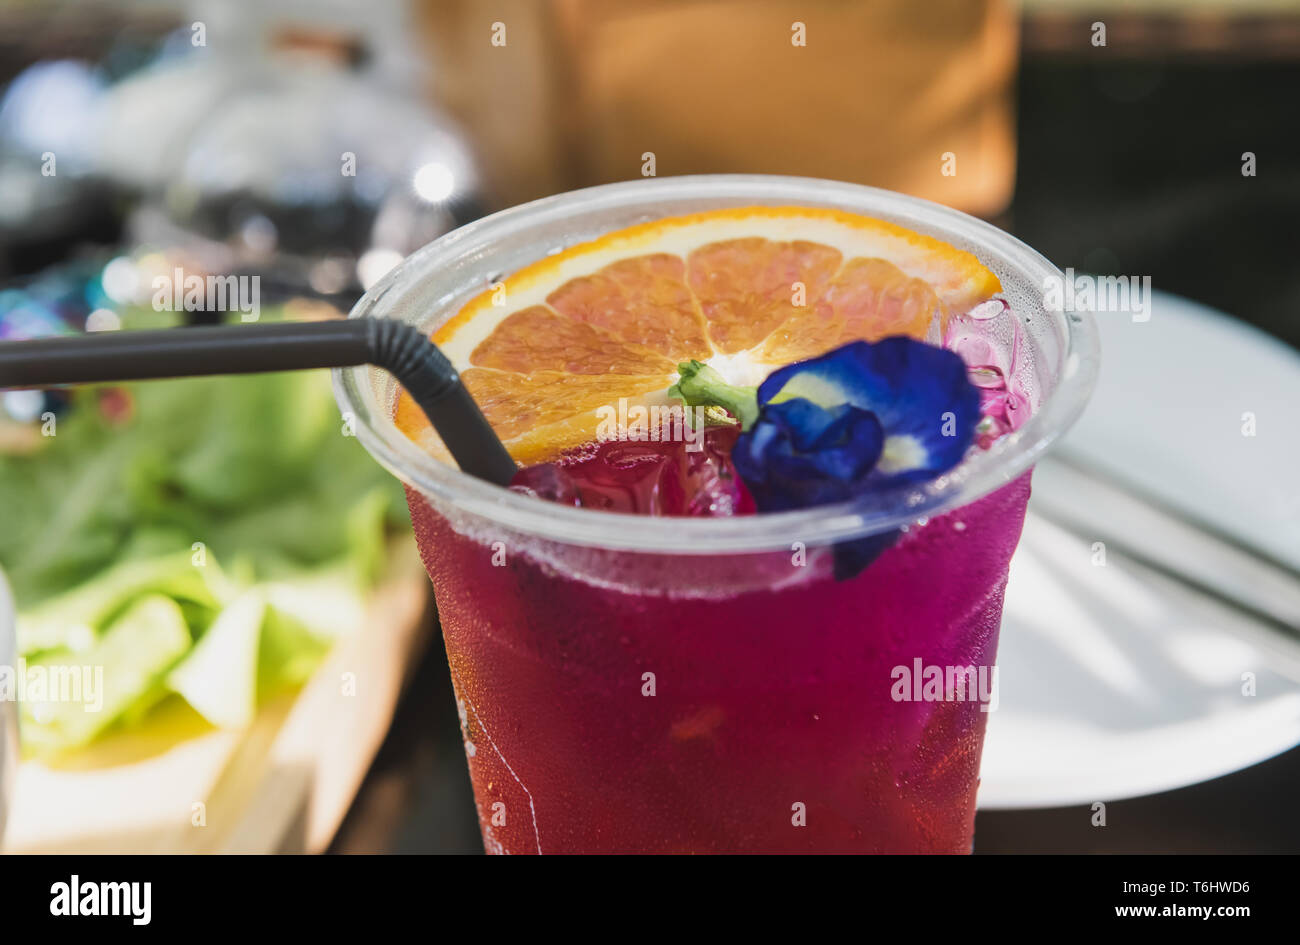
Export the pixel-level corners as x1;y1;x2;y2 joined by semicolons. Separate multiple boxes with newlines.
670;337;980;579
755;338;980;488
731;398;883;512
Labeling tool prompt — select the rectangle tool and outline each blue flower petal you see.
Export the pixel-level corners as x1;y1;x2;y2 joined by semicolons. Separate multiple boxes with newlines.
833;531;900;581
757;338;979;486
732;398;883;513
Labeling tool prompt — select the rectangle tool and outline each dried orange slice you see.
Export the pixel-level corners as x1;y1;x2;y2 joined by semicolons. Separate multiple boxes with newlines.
396;206;1001;465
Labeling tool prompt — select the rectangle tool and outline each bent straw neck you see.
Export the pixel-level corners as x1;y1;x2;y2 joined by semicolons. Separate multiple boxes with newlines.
0;318;518;486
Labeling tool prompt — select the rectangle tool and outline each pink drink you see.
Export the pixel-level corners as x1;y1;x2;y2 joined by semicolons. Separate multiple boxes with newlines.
334;176;1097;855
410;470;1029;853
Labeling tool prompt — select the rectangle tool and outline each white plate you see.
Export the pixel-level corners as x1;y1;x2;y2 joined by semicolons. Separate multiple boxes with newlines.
978;292;1300;809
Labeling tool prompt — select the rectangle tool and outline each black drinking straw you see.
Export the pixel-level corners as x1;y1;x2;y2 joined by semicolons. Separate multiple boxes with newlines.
0;318;519;486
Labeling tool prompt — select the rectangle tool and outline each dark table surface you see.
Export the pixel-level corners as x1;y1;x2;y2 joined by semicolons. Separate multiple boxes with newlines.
330;47;1300;855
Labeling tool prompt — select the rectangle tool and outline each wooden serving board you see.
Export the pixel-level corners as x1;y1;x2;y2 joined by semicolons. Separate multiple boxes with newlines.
2;540;430;855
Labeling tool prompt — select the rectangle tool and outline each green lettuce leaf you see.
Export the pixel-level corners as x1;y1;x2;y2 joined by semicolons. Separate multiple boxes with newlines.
18;594;192;756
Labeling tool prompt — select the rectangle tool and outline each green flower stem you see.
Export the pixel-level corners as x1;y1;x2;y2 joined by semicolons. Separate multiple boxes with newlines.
668;360;760;430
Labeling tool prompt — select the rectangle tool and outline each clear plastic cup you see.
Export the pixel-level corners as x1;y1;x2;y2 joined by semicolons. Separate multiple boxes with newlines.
335;175;1098;853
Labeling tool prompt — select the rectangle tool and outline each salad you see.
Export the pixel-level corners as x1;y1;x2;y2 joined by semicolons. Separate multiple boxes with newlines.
0;339;406;758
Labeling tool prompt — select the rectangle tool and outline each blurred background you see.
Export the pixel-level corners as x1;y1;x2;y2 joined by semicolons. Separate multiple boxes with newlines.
0;0;1297;853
